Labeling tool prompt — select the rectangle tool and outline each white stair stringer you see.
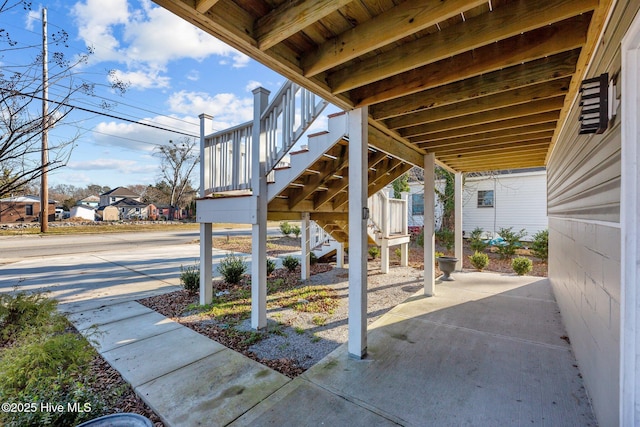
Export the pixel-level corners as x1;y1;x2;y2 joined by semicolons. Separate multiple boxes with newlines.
267;113;348;202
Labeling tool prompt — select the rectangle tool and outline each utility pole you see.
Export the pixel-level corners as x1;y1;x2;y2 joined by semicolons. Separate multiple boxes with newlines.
40;7;49;233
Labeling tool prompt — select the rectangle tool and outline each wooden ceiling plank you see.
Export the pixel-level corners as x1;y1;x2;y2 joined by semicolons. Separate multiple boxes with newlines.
446;158;547;173
418;127;557;149
370;50;580;120
386;78;571;130
303;0;485;77
430;141;551;157
330;0;596;93
368;125;423;167
412;111;560;143
440;148;550;163
195;0;219;14
352;14;592;106
401;96;565;138
255;0;353;50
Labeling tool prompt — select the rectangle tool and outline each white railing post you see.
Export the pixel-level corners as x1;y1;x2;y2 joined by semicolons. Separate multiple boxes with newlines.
251;87;270;330
198;114;213;304
301;213;311;280
199;114;212;196
401;192;409;267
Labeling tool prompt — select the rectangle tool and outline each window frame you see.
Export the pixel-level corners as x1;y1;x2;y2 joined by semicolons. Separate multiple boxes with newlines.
477;190;494;208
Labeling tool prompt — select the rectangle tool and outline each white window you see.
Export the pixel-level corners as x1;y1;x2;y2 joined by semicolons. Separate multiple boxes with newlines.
477;190;494;208
411;193;424;215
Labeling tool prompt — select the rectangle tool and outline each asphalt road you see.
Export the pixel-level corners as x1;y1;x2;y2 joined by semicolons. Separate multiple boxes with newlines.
0;227;279;262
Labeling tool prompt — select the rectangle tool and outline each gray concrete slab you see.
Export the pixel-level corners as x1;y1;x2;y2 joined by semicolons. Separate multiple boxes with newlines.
66;300;153;330
89;311;182;352
135;350;290;427
230;380;401;426
301;273;596;426
100;326;227;388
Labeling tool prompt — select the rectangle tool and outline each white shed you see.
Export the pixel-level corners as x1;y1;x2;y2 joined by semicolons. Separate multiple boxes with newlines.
70;205;95;221
407;169;547;241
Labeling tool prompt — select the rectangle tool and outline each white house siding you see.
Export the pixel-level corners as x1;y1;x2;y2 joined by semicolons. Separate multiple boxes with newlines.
462;171;547;240
406;171;547;240
546;2;637;425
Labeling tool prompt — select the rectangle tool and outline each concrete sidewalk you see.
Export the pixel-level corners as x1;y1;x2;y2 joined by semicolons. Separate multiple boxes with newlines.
65;269;595;426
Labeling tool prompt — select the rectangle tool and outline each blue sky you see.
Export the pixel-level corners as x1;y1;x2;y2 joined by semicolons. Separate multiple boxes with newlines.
1;0;303;189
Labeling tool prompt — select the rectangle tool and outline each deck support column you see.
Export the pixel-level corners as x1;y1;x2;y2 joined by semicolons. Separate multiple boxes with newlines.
454;172;463;270
198;113;213;305
251;87;270;330
424;153;436;296
348;106;368;359
401;192;409;267
301;212;311;280
199;223;212;305
336;243;344;268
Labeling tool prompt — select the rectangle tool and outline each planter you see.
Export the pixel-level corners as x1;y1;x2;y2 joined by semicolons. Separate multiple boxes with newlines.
76;413;153;427
436;256;458;281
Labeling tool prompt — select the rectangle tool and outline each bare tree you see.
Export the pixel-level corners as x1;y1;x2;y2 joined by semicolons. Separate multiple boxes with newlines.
0;1;127;198
153;138;199;208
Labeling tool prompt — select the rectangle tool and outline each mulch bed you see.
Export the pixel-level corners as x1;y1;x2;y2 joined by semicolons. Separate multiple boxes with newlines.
138;263;333;379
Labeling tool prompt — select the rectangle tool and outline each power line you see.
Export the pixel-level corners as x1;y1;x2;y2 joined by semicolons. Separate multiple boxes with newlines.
3;89;200;138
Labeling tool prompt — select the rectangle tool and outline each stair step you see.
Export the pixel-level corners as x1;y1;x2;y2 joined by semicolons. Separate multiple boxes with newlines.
307;130;329;138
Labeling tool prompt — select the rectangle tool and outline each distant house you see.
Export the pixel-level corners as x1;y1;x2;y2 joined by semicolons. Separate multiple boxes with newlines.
78;195;100;208
96;205;119;221
0;195;55;223
152;204;185;220
70;205;95;221
110;197;149;220
99;187;141;206
407;168;547;241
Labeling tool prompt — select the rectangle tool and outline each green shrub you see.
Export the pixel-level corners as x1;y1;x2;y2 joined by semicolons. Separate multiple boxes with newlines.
266;259;276;276
217;253;248;284
495;227;527;259
0;291;59;344
469;227;488;252
282;255;300;272
180;263;200;295
469;251;489;271
512;256;533;275
436;228;454;251
416;228;424;247
0;293;104;427
368;246;380;259
279;221;292;236
291;224;301;238
309;252;318;265
394;247;402;258
531;229;549;260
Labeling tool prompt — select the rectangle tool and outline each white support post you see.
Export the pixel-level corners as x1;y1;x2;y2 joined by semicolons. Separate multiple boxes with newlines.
381;239;389;274
401;192;409;267
424;153;436;296
336;243;344;268
199;114;213;305
251;87;270;330
454;172;463;270
199;223;212;305
348;106;368;359
301;212;311;280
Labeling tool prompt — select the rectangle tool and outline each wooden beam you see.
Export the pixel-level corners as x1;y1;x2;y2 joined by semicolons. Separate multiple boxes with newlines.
330;0;596;93
368;125;423;167
351;14;592;106
370;50;580;120
386;78;571;130
411;111;560;143
310;212;348;222
417;125;557;149
431;141;551;158
445;158;548;173
332;158;406;209
401;97;565;138
302;0;484;77
440;148;549;163
195;0;219;14
268;197;347;213
255;0;352;50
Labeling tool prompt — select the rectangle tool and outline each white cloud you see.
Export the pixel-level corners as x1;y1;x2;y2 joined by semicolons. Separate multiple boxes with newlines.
71;0;249;89
167;91;253;129
186;70;200;81
245;80;262;92
108;68;170;89
25;8;42;31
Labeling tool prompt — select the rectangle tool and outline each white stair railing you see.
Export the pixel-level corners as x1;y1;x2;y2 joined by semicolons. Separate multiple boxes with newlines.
367;190;408;240
200;81;327;195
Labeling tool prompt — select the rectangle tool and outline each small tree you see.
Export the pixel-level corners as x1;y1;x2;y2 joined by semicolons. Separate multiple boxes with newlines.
531;229;549;260
495;227;527;259
391;173;410;198
154;138;199;209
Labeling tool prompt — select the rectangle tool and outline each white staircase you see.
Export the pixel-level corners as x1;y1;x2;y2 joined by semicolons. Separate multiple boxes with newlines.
197;79;410;273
